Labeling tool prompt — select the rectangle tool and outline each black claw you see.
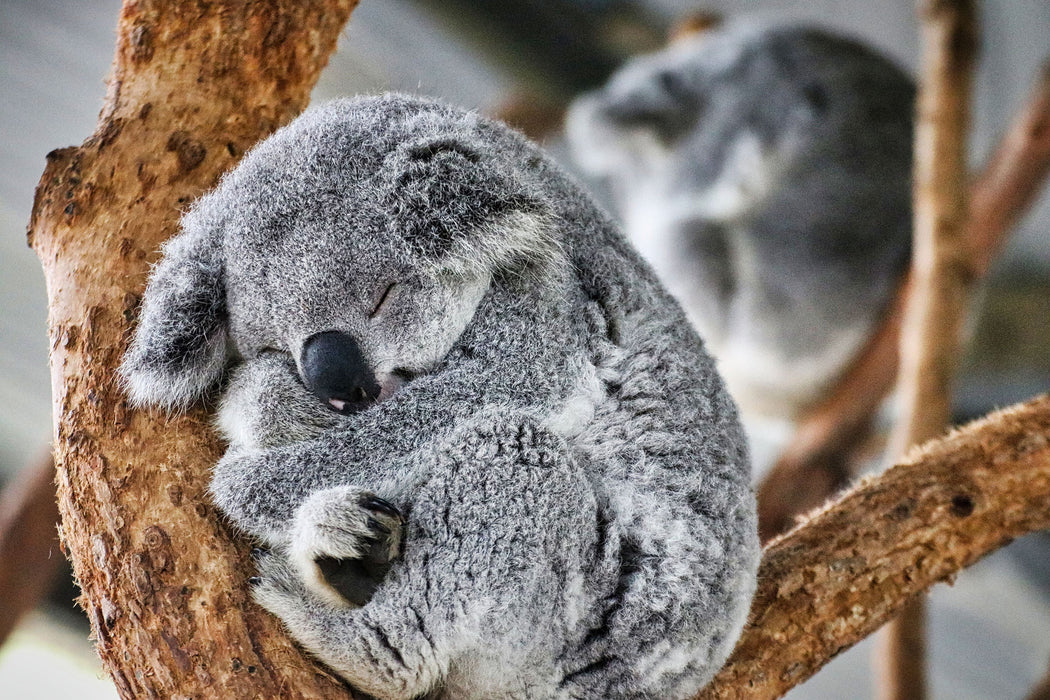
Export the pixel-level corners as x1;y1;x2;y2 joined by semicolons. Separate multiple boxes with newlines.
361;495;402;520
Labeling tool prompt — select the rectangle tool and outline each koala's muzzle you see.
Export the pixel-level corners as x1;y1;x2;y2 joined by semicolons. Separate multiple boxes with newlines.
301;331;381;414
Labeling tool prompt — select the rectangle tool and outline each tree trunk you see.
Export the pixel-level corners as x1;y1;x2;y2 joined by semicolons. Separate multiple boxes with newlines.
27;2;360;697
697;393;1050;700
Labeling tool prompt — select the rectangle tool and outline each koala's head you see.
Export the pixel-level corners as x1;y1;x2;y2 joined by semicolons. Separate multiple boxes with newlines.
566;23;914;220
121;95;563;413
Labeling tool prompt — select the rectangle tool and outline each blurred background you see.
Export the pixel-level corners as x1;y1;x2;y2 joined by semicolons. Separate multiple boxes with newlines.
1;0;1048;698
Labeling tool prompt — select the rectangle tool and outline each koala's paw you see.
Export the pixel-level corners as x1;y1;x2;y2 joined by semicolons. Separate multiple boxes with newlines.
250;547;311;616
290;486;405;608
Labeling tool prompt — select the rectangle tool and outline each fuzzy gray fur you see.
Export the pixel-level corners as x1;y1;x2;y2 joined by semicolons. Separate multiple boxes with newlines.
566;24;914;420
121;94;759;699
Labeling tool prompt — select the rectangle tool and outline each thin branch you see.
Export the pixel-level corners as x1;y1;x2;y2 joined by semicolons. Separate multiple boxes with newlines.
0;451;64;645
968;58;1050;278
696;394;1050;700
876;3;978;697
755;277;909;542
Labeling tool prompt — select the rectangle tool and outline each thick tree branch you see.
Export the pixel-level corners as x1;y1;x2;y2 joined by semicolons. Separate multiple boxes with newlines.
696;393;1050;700
27;2;358;697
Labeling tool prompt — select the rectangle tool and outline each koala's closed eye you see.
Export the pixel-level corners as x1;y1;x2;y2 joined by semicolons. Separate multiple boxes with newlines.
369;282;398;319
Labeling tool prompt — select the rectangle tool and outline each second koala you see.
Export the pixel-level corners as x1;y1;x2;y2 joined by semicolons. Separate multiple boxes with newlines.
122;95;758;699
567;24;914;423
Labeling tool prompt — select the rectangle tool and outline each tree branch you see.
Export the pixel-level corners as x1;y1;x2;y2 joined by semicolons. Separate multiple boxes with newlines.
0;451;63;645
27;2;359;697
696;393;1050;700
755;277;910;542
968;58;1050;279
876;3;978;696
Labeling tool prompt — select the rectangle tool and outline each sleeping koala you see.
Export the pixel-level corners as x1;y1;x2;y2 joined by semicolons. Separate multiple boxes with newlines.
566;23;914;423
121;94;759;699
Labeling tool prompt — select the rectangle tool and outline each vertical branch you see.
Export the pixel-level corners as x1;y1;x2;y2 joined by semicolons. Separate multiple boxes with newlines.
875;2;978;699
891;0;978;454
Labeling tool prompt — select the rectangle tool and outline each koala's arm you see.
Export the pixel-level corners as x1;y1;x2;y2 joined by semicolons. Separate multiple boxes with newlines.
210;351;520;545
214;352;343;450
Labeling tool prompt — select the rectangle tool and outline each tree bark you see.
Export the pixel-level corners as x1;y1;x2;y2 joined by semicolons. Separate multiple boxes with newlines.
696;393;1050;700
27;2;359;697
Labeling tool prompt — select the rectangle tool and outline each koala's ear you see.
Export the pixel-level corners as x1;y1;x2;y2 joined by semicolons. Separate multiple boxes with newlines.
382;138;563;278
120;216;229;410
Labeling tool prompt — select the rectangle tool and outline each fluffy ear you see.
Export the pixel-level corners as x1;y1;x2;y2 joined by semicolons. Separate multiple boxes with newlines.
382;138;563;278
120;214;228;410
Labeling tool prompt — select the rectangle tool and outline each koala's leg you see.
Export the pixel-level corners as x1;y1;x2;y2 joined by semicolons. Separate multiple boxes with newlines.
401;412;603;699
253;411;601;700
556;477;759;700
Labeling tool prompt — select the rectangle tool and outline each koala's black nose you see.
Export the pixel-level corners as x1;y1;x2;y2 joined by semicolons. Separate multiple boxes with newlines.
301;331;380;414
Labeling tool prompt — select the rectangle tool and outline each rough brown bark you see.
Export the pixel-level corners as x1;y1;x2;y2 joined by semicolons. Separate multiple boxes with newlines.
0;451;64;645
875;3;978;697
696;393;1050;700
27;2;359;698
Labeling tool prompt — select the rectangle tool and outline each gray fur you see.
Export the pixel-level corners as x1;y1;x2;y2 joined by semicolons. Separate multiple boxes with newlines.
121;94;758;699
566;24;914;420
